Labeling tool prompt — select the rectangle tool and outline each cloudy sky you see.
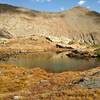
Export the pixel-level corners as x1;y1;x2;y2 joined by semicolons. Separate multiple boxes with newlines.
0;0;100;12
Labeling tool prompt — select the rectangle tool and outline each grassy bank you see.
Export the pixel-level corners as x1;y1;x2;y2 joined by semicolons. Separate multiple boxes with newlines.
0;64;99;99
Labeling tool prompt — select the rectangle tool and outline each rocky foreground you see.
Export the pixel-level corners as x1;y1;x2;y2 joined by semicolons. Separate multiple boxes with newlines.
0;64;99;100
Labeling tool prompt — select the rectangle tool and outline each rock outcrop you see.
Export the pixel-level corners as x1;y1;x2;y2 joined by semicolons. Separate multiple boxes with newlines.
0;4;100;45
0;28;13;39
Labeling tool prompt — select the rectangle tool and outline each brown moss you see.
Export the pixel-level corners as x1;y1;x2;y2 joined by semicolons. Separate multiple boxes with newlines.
0;65;99;99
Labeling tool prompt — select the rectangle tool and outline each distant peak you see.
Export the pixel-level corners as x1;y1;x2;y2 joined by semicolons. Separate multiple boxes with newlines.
73;6;88;10
74;6;86;9
0;3;17;8
70;6;89;13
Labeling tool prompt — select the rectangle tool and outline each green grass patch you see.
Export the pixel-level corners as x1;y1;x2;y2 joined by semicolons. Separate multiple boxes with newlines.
91;45;100;48
95;49;100;56
68;41;75;45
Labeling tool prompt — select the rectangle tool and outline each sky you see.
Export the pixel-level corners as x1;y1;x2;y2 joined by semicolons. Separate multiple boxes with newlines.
0;0;100;12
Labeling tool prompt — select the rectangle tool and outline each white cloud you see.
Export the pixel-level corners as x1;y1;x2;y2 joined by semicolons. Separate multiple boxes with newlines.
78;0;86;5
47;0;52;2
36;0;40;2
60;7;65;11
86;6;90;9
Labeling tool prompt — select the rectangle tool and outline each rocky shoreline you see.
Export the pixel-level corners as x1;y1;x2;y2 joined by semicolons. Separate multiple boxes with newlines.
0;35;99;61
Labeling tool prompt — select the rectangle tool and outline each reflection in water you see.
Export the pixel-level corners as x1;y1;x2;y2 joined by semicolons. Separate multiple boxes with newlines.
0;52;100;73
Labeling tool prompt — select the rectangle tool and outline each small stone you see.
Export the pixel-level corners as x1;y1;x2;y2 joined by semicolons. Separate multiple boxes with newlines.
0;71;2;74
15;75;18;79
13;96;21;100
40;80;48;83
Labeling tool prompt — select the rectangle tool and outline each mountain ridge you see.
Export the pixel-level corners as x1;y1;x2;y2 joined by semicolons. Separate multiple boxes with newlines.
0;3;100;45
0;3;100;13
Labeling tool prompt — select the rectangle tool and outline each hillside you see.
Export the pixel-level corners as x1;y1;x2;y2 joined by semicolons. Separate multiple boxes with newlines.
0;4;100;45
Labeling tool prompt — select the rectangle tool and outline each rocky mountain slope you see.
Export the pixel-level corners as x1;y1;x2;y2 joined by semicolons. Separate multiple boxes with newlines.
0;4;100;45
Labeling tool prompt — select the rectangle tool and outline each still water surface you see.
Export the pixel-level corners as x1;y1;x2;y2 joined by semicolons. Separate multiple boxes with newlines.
0;52;100;73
